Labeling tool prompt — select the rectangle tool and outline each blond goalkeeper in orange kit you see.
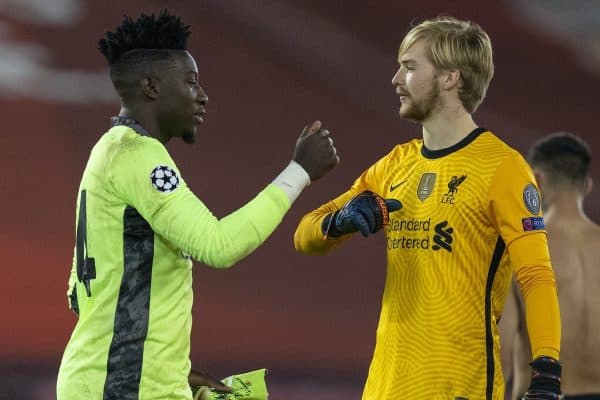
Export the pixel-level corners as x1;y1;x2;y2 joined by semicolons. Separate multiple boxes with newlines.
294;16;562;400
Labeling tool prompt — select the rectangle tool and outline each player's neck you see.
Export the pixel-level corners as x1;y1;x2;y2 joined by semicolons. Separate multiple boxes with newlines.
421;108;477;150
118;106;169;144
543;190;589;226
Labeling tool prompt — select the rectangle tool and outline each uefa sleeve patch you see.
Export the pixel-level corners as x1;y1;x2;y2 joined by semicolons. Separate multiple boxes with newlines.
150;165;180;193
523;183;541;215
522;216;545;231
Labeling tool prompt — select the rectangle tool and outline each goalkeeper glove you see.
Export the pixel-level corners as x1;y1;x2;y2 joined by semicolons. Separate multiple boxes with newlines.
521;357;563;400
322;190;402;238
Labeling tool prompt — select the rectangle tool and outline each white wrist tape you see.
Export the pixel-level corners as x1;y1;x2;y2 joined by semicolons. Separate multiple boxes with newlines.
271;160;311;204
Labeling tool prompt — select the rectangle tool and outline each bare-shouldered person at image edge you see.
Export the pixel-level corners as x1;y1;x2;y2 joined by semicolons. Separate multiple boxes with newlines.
501;133;600;400
294;16;563;400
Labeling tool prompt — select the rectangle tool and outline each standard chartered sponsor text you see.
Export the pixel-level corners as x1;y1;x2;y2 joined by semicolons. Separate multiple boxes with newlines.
386;217;431;250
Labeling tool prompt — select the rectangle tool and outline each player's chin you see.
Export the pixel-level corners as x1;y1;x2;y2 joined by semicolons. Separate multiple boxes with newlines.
399;106;412;119
398;101;410;114
182;128;197;144
399;108;424;123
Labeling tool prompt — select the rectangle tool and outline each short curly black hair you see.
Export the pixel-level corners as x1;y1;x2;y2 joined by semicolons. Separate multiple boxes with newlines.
98;9;190;65
528;132;591;186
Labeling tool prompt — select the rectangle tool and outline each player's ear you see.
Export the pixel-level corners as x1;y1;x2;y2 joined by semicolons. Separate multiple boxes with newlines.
442;69;461;90
533;170;544;192
584;175;593;196
141;76;160;100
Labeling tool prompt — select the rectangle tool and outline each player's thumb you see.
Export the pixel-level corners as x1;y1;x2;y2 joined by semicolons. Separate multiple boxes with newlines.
385;199;403;212
299;120;321;138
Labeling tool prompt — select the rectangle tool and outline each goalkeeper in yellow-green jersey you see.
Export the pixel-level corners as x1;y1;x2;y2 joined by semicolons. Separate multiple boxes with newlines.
294;16;562;400
56;9;339;400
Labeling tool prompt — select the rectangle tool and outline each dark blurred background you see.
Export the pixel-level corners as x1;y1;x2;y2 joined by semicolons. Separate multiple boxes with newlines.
1;0;598;399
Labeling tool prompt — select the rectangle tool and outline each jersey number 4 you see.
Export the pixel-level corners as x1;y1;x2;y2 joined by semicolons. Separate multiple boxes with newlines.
76;190;96;297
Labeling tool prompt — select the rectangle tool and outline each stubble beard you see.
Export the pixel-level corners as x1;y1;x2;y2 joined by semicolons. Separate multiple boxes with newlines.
399;81;441;123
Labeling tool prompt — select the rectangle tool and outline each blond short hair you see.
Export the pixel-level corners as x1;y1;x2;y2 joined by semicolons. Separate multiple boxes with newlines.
399;16;494;113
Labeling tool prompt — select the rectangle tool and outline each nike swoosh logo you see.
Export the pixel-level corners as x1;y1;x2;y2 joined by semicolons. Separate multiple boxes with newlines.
390;180;407;192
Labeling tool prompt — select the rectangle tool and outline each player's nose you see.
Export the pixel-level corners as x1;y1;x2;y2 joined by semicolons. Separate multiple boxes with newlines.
197;86;208;105
391;67;404;86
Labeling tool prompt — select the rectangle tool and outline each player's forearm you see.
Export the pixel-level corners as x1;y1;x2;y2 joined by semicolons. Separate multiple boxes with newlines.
509;233;561;360
179;184;291;268
514;261;561;360
150;163;314;268
294;197;353;254
519;278;561;360
294;212;338;254
198;162;310;267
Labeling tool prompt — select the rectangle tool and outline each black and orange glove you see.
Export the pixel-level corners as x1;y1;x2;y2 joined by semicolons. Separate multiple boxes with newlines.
521;357;563;400
322;190;402;238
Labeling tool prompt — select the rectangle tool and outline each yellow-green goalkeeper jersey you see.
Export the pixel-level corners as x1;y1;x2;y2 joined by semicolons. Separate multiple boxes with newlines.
294;128;558;400
57;118;291;400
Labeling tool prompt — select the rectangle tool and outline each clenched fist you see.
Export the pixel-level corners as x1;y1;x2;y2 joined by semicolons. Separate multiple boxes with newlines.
293;120;339;181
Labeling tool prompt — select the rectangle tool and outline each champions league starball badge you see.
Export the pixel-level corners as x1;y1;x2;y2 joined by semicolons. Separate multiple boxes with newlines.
150;165;180;193
523;183;541;215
